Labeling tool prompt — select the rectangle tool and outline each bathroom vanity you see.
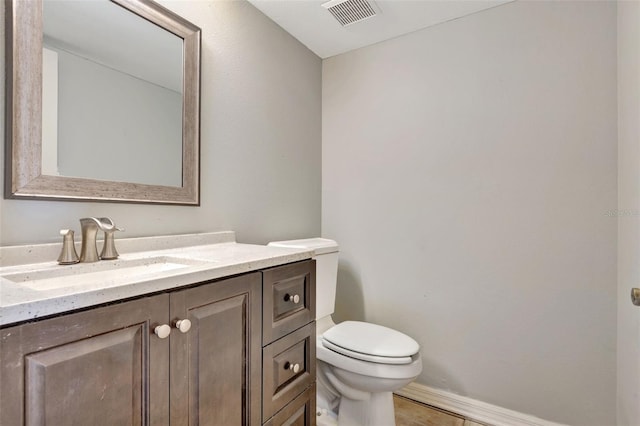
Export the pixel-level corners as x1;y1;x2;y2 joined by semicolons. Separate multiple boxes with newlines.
0;232;316;426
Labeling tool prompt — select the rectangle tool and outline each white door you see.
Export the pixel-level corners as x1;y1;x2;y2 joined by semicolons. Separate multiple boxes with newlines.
617;1;640;425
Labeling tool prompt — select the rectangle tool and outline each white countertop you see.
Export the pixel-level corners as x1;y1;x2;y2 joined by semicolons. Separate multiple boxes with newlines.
0;232;313;326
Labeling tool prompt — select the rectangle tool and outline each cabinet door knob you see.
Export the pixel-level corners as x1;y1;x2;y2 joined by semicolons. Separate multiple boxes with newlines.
175;319;192;333
154;324;171;339
285;362;300;373
285;293;300;304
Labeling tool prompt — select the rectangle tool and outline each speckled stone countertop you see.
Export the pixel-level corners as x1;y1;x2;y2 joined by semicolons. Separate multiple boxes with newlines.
0;231;313;326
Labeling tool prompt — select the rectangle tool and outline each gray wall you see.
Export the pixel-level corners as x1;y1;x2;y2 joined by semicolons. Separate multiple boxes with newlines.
0;0;322;246
617;1;640;424
322;2;617;425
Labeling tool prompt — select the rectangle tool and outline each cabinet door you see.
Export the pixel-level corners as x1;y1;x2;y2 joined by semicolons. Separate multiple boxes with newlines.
262;323;316;421
0;294;170;426
263;260;315;345
263;384;316;426
170;273;262;426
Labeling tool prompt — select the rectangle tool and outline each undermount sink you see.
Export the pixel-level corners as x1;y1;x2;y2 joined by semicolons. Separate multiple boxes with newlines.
3;256;210;291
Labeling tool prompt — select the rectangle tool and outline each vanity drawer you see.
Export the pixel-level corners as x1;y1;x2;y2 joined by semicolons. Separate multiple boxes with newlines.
264;384;316;426
263;260;315;344
263;322;316;421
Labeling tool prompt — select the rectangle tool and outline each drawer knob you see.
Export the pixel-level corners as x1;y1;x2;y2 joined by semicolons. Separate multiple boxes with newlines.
285;293;300;304
175;319;192;333
154;324;171;339
285;362;301;374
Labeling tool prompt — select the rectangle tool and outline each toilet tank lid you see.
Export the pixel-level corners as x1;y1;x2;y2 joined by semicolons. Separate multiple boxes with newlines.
323;321;420;358
268;238;339;255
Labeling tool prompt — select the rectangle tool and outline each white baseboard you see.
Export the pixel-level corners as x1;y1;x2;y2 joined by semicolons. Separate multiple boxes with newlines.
395;382;568;426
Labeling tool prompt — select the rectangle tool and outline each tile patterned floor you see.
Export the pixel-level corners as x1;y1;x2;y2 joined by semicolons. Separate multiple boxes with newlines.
394;395;487;426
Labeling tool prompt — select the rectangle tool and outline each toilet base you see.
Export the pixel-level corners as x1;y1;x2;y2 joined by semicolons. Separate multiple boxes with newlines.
316;356;414;426
337;392;396;426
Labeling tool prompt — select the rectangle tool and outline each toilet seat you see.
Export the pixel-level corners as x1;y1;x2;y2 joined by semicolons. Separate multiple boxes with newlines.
321;321;419;365
322;339;413;364
317;338;423;380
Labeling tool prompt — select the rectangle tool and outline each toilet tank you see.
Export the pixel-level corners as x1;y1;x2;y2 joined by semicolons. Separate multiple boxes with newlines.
267;238;339;321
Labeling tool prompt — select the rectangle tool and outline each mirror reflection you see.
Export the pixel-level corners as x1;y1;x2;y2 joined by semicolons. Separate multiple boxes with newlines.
41;0;184;187
5;0;200;204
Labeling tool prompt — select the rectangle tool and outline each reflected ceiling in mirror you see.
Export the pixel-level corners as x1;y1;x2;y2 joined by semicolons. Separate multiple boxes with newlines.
5;0;201;204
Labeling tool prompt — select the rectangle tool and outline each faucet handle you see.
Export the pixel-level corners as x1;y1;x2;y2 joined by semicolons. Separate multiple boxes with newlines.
93;217;115;231
100;224;123;260
57;229;80;265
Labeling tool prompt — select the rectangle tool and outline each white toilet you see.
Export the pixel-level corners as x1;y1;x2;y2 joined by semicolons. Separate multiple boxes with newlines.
268;238;422;426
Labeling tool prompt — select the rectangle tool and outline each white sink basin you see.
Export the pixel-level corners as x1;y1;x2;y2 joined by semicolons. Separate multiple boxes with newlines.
3;256;210;291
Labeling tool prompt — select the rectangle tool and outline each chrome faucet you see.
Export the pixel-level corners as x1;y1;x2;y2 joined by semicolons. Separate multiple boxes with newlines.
79;217;123;262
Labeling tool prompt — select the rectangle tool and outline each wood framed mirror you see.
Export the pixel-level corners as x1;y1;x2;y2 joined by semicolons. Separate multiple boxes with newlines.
5;0;201;205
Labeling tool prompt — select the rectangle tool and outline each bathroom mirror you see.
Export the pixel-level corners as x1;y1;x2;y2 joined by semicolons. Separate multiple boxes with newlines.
5;0;201;205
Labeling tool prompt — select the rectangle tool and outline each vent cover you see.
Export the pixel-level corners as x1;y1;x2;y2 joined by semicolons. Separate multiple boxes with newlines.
322;0;378;27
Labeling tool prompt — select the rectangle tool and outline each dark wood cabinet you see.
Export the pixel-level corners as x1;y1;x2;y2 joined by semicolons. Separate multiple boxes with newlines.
0;294;171;425
262;260;317;426
0;272;261;426
0;260;315;426
263;261;315;345
170;273;262;426
262;323;316;421
263;385;316;426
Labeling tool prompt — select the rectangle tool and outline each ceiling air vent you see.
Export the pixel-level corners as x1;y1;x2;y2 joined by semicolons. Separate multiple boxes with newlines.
321;0;378;27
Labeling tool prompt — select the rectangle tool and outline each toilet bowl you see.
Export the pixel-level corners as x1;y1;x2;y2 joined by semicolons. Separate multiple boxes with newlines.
268;238;423;426
316;320;422;425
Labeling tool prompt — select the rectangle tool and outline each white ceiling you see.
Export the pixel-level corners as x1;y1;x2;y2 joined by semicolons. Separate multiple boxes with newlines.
248;0;514;58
